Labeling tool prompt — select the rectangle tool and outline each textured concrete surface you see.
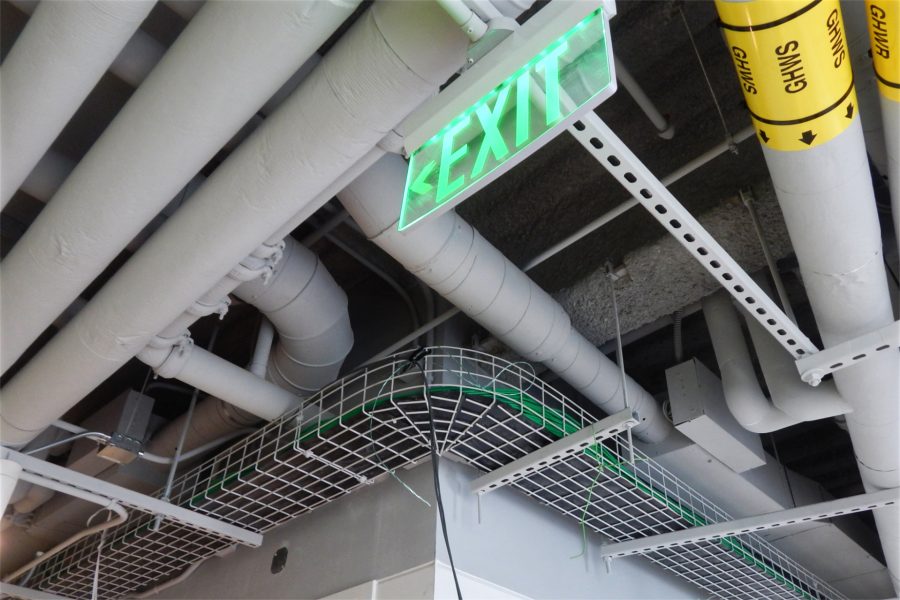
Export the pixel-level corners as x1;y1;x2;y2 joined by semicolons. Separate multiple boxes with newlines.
555;180;792;347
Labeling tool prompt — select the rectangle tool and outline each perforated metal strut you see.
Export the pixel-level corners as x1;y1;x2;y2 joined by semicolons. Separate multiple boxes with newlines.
567;113;818;359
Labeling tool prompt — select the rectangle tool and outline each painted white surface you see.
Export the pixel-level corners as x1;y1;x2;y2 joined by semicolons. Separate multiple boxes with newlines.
434;460;701;600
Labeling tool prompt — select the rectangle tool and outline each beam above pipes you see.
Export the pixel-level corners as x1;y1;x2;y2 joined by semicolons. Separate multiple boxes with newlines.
600;487;900;559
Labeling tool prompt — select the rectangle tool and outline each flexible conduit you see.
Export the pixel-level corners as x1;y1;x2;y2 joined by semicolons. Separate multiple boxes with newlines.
16;349;841;600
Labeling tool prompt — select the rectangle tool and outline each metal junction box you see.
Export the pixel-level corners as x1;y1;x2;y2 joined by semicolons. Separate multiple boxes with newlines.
666;359;765;473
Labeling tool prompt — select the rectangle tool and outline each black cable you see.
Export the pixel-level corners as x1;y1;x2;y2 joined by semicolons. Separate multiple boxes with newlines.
409;349;463;600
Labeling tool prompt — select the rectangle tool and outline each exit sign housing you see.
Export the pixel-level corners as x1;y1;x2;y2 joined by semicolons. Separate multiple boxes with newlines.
399;4;616;231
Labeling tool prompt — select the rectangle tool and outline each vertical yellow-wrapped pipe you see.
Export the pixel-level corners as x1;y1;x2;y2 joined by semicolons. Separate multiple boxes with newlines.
715;0;900;593
866;0;900;253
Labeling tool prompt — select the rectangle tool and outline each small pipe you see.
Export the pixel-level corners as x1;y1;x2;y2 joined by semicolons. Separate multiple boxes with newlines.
138;429;254;465
3;472;128;582
248;319;275;379
436;0;488;41
24;432;110;456
615;57;675;139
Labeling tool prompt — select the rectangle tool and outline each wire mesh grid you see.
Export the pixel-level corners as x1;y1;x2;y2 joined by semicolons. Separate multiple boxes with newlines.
18;348;844;600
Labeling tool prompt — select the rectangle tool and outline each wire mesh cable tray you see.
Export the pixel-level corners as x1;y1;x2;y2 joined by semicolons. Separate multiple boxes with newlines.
17;347;845;600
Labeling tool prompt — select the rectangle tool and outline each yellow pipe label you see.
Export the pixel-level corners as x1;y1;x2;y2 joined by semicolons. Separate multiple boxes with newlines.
867;0;900;102
715;0;857;151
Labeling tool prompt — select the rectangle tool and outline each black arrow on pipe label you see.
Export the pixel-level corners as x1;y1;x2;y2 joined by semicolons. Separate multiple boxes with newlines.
845;103;854;119
799;130;817;145
759;130;770;143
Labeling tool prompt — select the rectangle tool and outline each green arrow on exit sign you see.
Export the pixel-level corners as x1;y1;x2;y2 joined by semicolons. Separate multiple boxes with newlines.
399;6;615;231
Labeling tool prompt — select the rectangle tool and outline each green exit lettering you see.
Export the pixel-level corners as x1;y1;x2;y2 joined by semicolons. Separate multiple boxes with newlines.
400;7;614;231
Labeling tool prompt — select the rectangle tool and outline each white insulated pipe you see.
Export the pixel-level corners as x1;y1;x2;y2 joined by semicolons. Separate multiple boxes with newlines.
703;291;848;432
7;0;166;89
614;58;675;139
249;319;276;379
744;307;850;422
0;0;358;376
0;0;155;210
716;0;899;585
338;154;672;443
138;342;298;421
865;0;899;254
235;238;354;397
764;118;900;590
0;460;22;516
0;1;469;446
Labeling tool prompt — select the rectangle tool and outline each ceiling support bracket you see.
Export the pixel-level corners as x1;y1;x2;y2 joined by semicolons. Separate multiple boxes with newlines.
796;320;900;386
2;448;263;547
567;112;818;359
599;487;899;559
470;408;637;495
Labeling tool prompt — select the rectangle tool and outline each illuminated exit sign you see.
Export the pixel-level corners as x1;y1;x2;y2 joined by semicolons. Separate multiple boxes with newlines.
399;6;616;231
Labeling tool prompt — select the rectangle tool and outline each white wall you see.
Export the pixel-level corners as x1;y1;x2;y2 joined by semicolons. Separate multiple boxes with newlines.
434;460;701;599
166;465;438;599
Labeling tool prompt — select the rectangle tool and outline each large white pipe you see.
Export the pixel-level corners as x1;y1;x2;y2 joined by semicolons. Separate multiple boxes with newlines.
865;0;899;254
703;291;849;432
235;238;354;396
338;154;672;443
703;292;800;433
7;0;166;89
0;0;358;376
0;0;155;209
0;1;469;446
716;0;900;589
743;311;850;422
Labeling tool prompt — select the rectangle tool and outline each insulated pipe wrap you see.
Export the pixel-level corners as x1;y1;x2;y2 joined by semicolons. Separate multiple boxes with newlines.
339;155;671;442
703;291;799;433
236;238;355;396
0;0;358;375
0;1;467;445
718;1;898;584
0;0;155;209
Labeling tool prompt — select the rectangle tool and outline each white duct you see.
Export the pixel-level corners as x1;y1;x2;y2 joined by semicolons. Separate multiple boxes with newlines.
235;238;354;396
703;291;849;433
338;154;672;443
0;0;358;376
0;0;155;210
0;1;469;446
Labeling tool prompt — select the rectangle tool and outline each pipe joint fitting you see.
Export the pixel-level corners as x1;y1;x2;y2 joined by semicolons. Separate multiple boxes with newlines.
230;243;285;285
144;333;194;379
187;296;231;321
